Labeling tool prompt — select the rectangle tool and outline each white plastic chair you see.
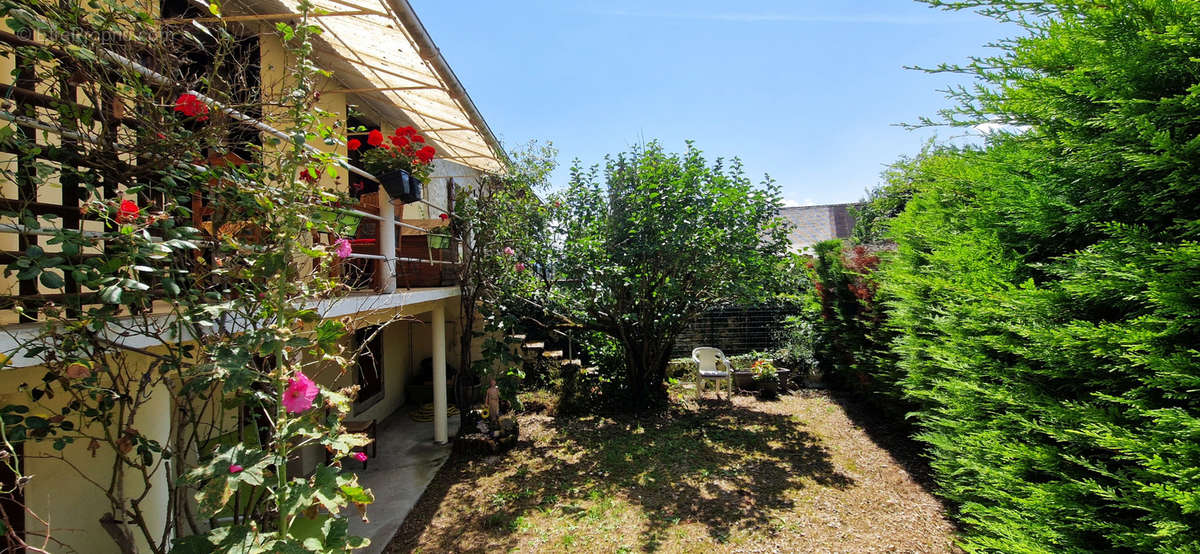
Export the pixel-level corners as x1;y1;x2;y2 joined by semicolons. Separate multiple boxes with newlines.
692;347;733;401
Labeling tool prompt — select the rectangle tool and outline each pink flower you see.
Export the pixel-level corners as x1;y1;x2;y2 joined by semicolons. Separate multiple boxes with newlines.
503;247;515;257
353;452;368;462
282;371;319;414
333;238;353;259
514;262;525;272
439;213;449;221
228;464;243;474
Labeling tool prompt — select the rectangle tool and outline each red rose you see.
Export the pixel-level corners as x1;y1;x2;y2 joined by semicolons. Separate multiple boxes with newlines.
299;168;320;184
347;138;361;151
173;93;209;121
367;129;383;147
439;213;449;221
117;199;139;223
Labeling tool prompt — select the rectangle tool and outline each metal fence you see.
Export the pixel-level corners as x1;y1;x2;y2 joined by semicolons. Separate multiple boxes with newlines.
671;305;798;358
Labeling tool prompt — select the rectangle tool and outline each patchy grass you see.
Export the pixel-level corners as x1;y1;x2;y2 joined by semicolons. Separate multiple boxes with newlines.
387;388;958;553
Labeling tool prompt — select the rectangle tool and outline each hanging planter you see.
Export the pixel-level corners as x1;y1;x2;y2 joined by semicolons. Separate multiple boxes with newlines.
428;225;452;249
377;168;423;203
354;126;436;204
312;206;364;236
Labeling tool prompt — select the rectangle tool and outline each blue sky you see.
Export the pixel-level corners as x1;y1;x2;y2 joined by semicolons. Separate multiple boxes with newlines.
410;1;1015;205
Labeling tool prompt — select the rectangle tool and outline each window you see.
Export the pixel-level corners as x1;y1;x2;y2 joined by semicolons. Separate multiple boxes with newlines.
354;326;385;407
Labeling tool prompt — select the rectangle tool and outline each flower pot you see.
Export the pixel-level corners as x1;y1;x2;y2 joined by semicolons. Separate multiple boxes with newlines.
733;370;756;390
377;168;423;203
758;378;779;399
312;206;363;236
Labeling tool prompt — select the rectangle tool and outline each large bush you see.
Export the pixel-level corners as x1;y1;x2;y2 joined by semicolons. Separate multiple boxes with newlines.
864;1;1200;551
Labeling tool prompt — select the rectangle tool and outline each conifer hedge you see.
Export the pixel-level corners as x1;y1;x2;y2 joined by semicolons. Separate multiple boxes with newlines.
823;2;1200;550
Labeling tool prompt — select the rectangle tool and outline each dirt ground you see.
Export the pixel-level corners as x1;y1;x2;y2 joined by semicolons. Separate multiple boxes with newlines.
386;388;958;553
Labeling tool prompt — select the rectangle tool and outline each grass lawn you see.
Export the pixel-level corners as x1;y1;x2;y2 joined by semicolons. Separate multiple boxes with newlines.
387;387;957;553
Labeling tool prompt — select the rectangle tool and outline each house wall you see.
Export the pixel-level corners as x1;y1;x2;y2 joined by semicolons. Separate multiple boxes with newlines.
779;203;860;253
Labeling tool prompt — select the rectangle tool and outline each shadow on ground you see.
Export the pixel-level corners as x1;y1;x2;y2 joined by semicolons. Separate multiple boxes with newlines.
389;396;853;552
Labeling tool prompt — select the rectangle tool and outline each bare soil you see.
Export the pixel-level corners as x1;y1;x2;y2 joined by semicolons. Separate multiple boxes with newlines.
386;389;958;553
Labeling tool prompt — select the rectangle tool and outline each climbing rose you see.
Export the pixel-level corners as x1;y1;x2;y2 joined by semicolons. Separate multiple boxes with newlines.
367;129;383;147
503;246;514;257
173;93;209;121
515;262;525;272
299;168;319;184
353;452;368;462
228;464;243;474
333;238;353;259
282;371;319;413
439;213;449;221
347;138;361;151
117;199;139;223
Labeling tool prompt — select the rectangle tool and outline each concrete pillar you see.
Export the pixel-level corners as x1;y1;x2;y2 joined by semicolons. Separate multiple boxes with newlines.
432;302;447;443
379;194;397;293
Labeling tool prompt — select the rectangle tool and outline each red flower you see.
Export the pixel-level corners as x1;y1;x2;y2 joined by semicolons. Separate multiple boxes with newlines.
398;126;416;137
228;464;243;474
416;145;435;164
173;93;209;121
347;138;361;151
439;213;449;221
367;129;383;147
353;452;368;462
390;135;409;148
299;168;320;184
412;135;425;143
117;199;139;223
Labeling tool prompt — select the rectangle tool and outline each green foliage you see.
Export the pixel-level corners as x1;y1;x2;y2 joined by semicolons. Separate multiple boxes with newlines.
823;2;1200;550
539;141;789;410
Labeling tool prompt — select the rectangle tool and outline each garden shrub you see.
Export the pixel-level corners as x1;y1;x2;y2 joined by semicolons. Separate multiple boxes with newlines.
858;2;1200;550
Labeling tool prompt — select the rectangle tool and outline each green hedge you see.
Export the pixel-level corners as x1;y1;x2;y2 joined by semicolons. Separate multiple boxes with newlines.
819;2;1200;551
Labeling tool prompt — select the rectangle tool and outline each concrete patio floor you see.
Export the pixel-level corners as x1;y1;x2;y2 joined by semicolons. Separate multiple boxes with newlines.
342;410;460;554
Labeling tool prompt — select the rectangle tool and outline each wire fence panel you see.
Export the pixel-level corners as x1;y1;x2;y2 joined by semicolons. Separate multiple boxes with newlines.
672;305;798;358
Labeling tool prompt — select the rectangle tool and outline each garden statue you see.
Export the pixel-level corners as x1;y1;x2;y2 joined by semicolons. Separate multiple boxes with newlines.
485;377;500;426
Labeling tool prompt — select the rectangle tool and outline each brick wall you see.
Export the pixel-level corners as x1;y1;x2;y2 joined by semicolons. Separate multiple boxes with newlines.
779;203;860;253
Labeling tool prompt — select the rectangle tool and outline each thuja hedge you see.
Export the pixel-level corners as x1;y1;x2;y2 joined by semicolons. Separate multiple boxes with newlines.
823;2;1200;551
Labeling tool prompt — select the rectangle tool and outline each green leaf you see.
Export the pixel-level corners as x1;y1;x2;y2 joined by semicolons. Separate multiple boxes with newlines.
39;271;64;289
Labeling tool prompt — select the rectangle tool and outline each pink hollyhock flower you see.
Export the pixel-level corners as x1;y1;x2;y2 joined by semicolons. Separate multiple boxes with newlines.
503;246;515;257
333;238;353;259
228;464;243;473
439;213;449;221
117;199;139;223
514;262;525;272
282;371;319;414
353;452;368;462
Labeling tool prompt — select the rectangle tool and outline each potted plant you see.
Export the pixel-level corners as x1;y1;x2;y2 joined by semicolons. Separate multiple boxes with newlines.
752;359;779;399
312;204;364;236
352;126;436;203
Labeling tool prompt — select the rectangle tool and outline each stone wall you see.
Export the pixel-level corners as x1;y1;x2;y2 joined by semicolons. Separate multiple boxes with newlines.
779;203;860;253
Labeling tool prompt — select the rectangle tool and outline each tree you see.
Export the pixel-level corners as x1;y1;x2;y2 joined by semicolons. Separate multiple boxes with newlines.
540;141;788;410
451;141;555;417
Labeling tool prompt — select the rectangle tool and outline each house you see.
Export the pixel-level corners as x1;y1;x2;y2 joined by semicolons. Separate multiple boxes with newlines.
0;0;504;551
779;203;859;253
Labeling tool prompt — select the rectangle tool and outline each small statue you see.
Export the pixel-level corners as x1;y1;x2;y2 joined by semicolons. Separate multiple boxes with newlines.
485;377;500;427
